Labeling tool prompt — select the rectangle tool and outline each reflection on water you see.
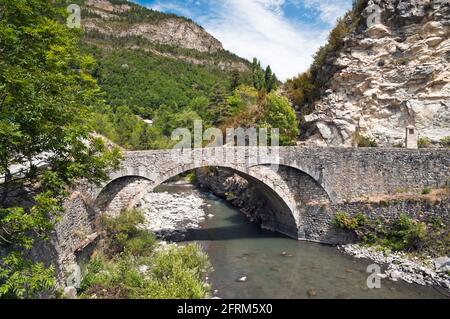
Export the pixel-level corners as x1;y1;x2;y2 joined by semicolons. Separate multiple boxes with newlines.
156;184;447;299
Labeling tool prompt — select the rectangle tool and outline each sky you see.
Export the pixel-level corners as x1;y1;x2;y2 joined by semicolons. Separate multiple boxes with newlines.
132;0;354;80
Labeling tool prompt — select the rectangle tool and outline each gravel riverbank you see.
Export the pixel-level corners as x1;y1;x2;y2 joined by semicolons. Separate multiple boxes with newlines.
138;190;208;241
339;244;450;293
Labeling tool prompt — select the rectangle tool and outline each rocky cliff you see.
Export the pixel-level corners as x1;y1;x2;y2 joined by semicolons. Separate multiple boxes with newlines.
81;0;249;71
84;0;222;53
303;0;450;147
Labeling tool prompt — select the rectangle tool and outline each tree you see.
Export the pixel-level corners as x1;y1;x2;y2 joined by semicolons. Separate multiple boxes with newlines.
252;58;278;93
0;0;121;298
251;58;265;91
208;84;229;126
230;69;241;91
264;66;278;93
259;93;300;146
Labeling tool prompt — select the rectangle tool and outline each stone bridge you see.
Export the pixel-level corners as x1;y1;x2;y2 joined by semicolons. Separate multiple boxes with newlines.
79;147;449;242
52;146;450;280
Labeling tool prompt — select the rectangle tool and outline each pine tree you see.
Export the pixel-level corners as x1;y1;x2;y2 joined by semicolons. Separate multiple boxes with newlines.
209;84;229;126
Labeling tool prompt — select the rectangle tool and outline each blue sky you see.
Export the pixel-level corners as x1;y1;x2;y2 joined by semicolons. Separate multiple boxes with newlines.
132;0;353;80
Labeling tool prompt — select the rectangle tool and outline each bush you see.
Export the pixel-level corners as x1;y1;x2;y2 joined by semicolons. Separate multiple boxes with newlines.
387;215;427;251
333;212;367;231
146;244;211;299
353;134;378;147
333;212;447;255
102;209;147;255
440;136;450;148
418;137;431;148
79;244;211;299
422;187;431;195
79;210;212;299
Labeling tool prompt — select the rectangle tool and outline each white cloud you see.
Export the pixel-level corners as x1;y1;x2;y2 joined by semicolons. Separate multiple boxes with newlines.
301;0;353;25
147;2;193;18
198;0;330;80
139;0;353;80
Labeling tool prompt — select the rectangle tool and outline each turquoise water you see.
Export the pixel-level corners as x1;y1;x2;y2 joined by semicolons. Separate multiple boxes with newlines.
157;185;448;299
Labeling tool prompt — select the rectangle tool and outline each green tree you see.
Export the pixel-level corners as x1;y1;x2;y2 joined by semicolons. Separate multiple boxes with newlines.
208;84;229;126
251;58;265;91
264;65;278;93
0;0;121;298
259;93;300;146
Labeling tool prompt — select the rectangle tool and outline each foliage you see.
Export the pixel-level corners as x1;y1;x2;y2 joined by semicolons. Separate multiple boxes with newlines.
0;252;55;299
0;0;121;298
422;187;431;195
80;210;211;299
353;134;378;147
284;72;316;112
440;136;450;148
260;93;300;146
333;212;367;231
83;45;267;149
102;209;156;257
333;213;449;256
222;86;299;146
251;58;278;93
418;137;432;148
387;215;428;251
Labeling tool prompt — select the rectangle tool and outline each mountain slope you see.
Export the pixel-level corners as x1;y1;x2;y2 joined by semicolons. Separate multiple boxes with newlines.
68;0;259;149
80;0;249;72
288;0;450;147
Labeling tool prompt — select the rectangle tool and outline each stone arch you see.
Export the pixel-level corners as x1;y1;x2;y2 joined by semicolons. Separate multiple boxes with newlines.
252;159;336;204
93;160;333;240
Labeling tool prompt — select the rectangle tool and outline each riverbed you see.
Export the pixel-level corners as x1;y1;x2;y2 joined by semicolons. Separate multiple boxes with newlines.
153;184;448;299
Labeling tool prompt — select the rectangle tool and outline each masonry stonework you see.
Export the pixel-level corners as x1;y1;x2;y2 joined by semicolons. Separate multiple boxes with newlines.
51;147;448;281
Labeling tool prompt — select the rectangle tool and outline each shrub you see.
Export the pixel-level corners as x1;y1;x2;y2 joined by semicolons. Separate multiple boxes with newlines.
184;172;197;184
353;134;378;147
397;56;409;66
333;212;367;231
102;209;146;255
418;137;431;148
79;210;212;299
440;136;450;148
388;215;427;251
124;230;156;257
146;244;212;299
333;212;443;254
422;187;431;195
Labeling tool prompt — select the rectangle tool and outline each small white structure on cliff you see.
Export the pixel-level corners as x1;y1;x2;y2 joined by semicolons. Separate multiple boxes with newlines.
406;125;418;149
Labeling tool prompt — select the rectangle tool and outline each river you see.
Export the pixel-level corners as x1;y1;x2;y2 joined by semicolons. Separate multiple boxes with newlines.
155;184;447;299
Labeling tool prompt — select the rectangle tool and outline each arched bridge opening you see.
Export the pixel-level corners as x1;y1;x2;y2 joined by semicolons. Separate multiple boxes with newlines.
94;164;332;240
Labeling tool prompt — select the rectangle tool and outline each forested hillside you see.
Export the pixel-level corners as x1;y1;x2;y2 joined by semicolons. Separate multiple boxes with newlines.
71;0;298;149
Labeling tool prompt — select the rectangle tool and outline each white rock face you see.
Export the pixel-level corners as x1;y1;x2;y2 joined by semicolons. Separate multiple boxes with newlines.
84;0;223;53
304;0;450;147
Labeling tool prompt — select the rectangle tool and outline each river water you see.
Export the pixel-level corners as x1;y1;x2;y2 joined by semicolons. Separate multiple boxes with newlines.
156;184;447;299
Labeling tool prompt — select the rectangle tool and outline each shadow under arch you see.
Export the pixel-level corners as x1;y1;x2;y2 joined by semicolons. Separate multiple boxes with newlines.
251;159;336;204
